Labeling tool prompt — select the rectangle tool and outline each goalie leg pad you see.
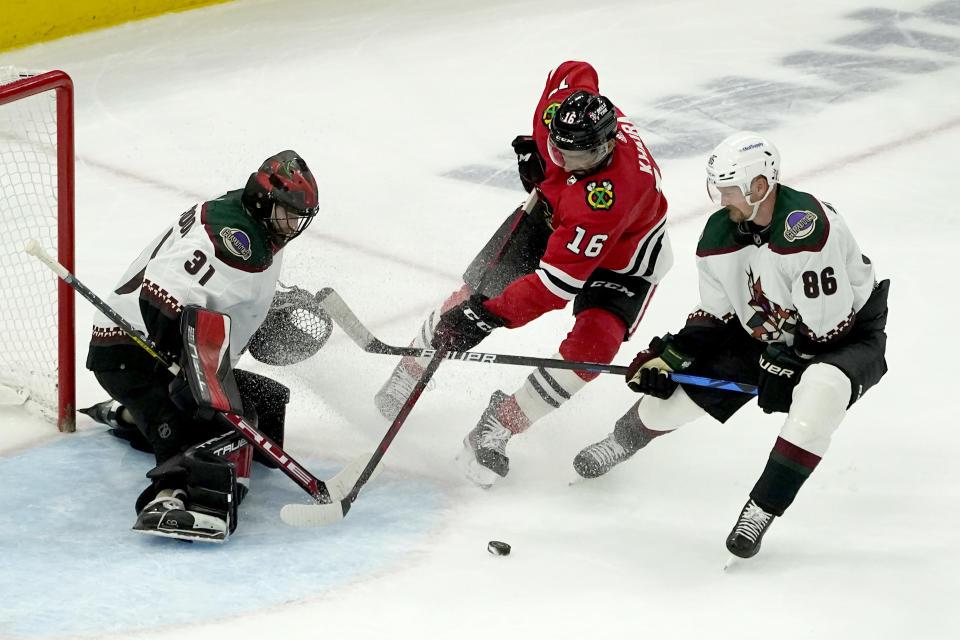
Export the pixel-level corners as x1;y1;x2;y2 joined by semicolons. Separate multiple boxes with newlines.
136;433;242;534
235;369;290;468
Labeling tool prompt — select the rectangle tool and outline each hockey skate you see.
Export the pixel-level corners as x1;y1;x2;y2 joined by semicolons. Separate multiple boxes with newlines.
725;499;775;559
80;399;152;453
374;357;433;420
132;488;228;543
573;402;660;478
455;391;515;488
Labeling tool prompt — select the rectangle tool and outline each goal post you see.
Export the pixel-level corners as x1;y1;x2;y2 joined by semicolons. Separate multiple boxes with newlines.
0;68;76;432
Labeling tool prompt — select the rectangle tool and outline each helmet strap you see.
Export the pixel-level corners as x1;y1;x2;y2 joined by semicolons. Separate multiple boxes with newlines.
742;180;774;222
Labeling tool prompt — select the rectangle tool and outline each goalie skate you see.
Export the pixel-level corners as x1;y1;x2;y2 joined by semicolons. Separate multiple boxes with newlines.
132;489;228;543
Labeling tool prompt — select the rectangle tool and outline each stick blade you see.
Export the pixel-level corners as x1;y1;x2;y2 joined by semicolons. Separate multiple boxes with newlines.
278;454;381;527
281;501;348;527
326;454;383;500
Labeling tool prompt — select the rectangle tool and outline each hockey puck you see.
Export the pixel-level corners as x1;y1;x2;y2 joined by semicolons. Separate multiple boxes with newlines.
487;540;511;556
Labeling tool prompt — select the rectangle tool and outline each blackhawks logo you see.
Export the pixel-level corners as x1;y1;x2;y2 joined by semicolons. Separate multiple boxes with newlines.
585;180;615;210
542;101;561;126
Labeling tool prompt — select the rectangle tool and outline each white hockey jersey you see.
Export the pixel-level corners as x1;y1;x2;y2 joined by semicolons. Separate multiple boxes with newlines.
88;190;282;369
690;185;875;350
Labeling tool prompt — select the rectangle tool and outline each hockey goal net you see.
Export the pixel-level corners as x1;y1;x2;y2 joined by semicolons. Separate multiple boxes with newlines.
0;67;75;432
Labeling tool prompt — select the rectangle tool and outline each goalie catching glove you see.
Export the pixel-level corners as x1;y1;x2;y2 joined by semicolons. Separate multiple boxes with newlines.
247;283;332;366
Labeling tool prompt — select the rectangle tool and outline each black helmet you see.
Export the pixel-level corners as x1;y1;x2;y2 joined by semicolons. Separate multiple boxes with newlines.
547;90;617;172
242;150;319;245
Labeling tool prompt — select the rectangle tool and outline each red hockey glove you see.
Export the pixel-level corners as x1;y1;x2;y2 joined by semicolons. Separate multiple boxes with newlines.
625;334;694;398
431;294;505;352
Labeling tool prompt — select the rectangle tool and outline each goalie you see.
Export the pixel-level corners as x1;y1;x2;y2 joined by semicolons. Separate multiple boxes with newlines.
82;151;331;542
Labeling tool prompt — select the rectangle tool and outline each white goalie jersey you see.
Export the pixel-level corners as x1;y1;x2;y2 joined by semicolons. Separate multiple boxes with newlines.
89;190;282;368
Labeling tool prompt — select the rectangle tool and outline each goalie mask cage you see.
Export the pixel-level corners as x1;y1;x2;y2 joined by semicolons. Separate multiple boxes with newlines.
0;67;75;432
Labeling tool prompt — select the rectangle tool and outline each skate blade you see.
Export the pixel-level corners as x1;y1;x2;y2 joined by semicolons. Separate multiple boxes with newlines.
455;442;500;489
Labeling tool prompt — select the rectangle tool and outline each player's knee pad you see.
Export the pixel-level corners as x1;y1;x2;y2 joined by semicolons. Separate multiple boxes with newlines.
573;270;654;339
635;386;707;431
234;369;290;468
780;363;851;456
559;308;625;381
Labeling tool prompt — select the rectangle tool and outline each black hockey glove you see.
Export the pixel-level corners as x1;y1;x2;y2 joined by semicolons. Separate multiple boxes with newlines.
757;344;809;414
625;334;694;398
511;135;546;193
431;294;506;352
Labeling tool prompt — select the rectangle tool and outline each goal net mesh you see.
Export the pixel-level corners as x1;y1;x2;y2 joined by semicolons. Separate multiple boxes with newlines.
0;66;64;420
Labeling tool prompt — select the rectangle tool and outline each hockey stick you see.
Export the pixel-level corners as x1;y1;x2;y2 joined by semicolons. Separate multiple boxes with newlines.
280;344;447;527
316;287;759;395
24;239;339;508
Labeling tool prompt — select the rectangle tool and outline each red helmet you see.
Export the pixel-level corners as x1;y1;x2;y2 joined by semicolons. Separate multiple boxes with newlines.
242;150;319;244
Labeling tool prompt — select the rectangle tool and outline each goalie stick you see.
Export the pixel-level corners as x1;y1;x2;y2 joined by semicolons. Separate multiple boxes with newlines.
24;240;345;510
280;344;447;527
315;287;759;396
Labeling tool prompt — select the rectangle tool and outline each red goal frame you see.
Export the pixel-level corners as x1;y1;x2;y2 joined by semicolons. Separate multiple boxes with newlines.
0;70;76;432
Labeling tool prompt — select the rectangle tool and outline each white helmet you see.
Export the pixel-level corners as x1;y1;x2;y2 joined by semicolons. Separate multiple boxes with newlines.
706;131;780;221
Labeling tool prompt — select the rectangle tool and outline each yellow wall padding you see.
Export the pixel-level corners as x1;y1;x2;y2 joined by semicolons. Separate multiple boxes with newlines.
1;0;237;53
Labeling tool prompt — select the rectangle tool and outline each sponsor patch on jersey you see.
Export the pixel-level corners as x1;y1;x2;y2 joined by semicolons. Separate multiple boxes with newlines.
784;210;817;242
585;180;615;210
542;101;561;127
219;227;252;260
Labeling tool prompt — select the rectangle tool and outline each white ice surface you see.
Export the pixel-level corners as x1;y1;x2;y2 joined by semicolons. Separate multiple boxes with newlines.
1;0;959;638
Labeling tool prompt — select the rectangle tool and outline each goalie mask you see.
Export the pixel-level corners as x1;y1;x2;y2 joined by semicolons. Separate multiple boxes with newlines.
247;284;332;366
242;150;320;246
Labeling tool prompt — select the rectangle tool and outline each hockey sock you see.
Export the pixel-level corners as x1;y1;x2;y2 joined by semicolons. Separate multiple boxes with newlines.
615;400;673;448
750;436;821;516
559;308;625;382
509;359;587;432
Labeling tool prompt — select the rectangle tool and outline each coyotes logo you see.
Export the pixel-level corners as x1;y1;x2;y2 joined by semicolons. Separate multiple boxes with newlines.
745;267;795;340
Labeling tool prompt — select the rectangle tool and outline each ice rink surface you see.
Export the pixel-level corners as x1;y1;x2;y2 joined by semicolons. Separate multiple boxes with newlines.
1;0;958;638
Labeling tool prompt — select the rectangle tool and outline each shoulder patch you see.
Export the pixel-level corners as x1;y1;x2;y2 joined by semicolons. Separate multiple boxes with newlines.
218;227;253;261
201;190;273;272
542;101;561;127
585;180;615;210
769;186;831;255
783;210;817;242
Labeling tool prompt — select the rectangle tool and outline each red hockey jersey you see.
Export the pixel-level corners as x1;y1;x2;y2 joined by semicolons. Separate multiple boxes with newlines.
484;60;670;328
